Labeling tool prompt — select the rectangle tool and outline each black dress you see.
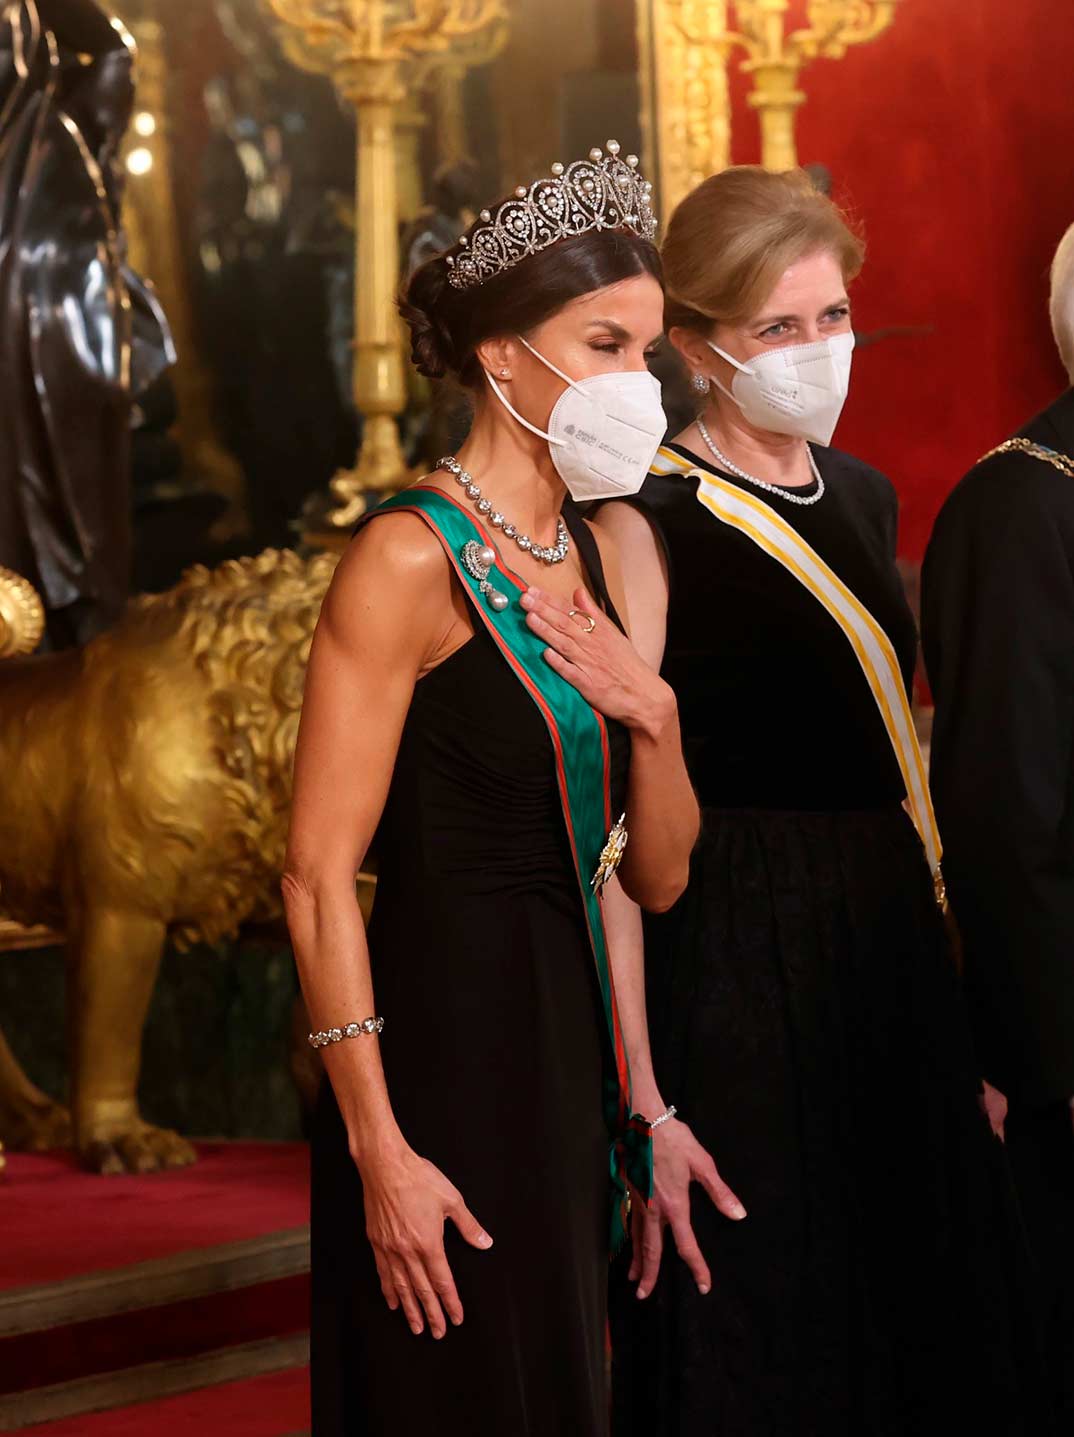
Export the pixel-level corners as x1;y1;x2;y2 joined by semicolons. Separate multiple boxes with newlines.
310;505;626;1435
609;444;1046;1437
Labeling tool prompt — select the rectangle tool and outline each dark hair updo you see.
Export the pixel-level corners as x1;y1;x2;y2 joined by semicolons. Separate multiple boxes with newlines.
399;214;663;388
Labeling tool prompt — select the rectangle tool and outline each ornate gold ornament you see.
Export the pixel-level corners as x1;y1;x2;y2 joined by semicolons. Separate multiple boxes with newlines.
0;566;45;659
637;0;732;220
268;0;508;536
0;566;56;996
0;567;47;1174
0;548;342;1171
592;814;629;895
661;0;900;176
0;568;49;1174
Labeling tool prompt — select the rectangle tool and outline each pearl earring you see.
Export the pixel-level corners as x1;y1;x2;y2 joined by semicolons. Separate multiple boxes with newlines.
499;367;510;378
691;372;710;393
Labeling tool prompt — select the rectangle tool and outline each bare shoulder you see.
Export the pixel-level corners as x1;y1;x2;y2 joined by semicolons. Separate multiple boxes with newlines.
332;509;451;602
590;501;668;598
591;498;663;554
577;514;616;608
587;502;669;665
320;508;453;650
586;512;622;574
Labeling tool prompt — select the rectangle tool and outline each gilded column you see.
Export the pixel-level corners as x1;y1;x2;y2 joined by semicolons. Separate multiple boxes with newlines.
636;0;732;220
269;1;508;539
432;61;468;169
395;95;428;224
346;60;410;506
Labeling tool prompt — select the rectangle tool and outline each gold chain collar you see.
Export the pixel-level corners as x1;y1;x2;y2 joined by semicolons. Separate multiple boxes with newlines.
978;437;1074;479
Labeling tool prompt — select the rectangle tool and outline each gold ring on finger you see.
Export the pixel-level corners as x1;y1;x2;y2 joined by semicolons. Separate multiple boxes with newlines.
568;609;596;634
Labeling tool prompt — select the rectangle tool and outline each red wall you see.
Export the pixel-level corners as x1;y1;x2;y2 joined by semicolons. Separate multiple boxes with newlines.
727;0;1074;558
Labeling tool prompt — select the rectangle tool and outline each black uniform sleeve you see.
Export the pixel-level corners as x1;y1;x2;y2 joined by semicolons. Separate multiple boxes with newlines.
922;461;1074;1106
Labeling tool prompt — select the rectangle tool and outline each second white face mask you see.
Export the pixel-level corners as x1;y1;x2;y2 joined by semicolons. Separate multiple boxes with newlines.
484;338;667;504
706;331;855;446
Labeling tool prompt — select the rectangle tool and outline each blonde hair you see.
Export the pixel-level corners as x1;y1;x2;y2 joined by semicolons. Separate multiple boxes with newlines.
1050;222;1074;383
662;166;865;333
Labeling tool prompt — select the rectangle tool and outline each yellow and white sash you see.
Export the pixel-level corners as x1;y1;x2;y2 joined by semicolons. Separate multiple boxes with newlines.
652;446;945;903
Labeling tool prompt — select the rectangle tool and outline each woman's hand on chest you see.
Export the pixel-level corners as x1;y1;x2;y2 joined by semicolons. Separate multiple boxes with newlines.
520;583;675;738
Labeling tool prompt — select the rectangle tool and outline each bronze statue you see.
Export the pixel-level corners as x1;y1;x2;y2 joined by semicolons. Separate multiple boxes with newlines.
0;0;172;649
0;547;339;1171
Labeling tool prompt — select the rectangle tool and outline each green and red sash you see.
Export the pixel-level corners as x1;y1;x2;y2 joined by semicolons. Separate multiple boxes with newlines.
368;486;652;1252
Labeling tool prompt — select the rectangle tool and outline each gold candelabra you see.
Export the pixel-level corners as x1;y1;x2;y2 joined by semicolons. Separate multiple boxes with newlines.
269;1;508;535
670;0;899;173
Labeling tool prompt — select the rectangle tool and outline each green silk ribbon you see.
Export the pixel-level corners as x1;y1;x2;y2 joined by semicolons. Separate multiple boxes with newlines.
370;486;653;1252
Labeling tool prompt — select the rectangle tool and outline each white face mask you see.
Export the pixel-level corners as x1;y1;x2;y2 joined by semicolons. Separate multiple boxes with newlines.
706;331;855;446
484;337;667;503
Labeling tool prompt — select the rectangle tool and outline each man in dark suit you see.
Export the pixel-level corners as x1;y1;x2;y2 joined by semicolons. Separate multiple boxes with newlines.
922;222;1074;1424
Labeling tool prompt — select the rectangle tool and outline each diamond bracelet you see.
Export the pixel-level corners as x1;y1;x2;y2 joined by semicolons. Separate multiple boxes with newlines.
308;1016;384;1050
649;1105;677;1132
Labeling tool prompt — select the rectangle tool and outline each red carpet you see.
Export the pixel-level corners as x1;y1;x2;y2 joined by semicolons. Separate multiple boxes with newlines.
0;1142;309;1289
0;1274;309;1395
0;1142;311;1429
26;1364;310;1434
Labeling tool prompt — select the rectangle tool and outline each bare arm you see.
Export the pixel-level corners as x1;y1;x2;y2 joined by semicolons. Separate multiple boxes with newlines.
593;501;745;1301
520;507;698;911
592;517;699;910
283;513;492;1341
590;500;672;1121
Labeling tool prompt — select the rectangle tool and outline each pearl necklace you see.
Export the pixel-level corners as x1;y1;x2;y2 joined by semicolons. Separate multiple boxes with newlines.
695;419;825;507
436;456;570;565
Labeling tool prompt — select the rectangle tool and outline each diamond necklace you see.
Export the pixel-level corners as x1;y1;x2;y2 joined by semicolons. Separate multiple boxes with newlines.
436;456;570;565
695;418;825;507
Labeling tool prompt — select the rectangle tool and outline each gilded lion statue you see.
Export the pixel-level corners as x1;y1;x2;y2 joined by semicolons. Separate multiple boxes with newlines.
0;550;337;1172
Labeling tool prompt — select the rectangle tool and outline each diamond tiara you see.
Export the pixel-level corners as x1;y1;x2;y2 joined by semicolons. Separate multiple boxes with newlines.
445;140;656;292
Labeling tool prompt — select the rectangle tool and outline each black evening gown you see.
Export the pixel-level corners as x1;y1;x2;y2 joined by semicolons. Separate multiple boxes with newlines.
310;506;627;1436
609;445;1047;1437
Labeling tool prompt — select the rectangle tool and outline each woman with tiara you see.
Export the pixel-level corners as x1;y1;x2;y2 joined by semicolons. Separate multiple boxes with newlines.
597;167;1047;1435
283;143;698;1434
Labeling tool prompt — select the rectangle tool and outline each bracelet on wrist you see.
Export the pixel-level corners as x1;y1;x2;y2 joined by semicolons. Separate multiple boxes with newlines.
308;1015;384;1049
649;1104;677;1131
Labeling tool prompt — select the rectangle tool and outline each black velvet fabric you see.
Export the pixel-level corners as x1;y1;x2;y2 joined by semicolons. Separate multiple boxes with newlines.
639;443;915;812
612;806;1046;1437
610;446;1048;1437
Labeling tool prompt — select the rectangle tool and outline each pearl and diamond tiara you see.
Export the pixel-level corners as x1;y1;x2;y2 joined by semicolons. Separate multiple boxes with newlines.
445;140;656;292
